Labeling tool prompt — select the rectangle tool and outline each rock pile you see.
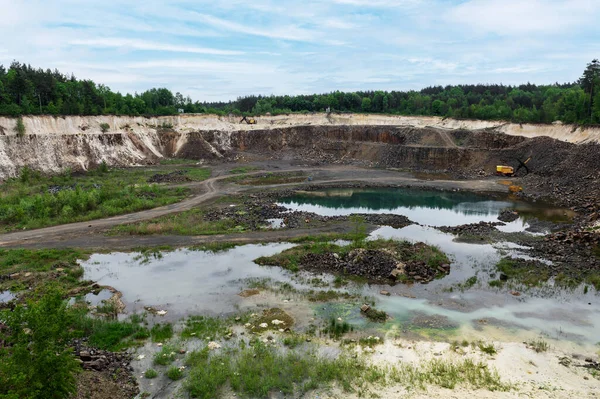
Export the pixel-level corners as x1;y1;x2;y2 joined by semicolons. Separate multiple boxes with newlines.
498;210;519;223
545;230;600;247
73;341;134;373
297;246;450;284
438;221;504;235
147;170;191;183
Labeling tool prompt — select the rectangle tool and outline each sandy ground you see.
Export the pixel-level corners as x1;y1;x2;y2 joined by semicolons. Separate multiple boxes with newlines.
3;113;599;143
128;291;600;399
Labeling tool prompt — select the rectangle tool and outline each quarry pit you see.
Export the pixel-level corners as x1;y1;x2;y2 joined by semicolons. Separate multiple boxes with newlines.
1;113;599;399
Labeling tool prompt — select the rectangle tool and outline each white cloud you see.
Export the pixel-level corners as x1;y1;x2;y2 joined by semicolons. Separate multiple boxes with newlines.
70;38;244;56
447;0;597;36
185;12;320;42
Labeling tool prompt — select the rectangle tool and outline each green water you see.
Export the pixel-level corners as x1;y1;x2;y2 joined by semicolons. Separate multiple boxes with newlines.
278;187;571;227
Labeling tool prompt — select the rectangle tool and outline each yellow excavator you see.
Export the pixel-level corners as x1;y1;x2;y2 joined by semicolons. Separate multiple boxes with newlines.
496;157;531;177
240;116;257;125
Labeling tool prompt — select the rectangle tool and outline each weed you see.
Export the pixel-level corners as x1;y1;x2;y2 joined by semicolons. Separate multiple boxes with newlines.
166;366;184;381
391;358;510;391
110;208;242;236
323;318;353;339
282;334;306;349
460;276;478;290
95;301;118;319
190;242;239;253
358;336;383;347
333;275;348;287
526;338;549;353
364;307;388;323
153;344;179;366
181;315;229;340
151;323;174;342
74;315;149;351
488;279;502;288
307;289;354;302
144;369;158;379
475;341;498;355
99;122;110;133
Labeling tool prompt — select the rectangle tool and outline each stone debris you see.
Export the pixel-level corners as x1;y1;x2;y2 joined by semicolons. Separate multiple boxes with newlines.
208;341;221;350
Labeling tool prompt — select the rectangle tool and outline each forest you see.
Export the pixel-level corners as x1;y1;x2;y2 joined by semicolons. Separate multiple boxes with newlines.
0;60;599;124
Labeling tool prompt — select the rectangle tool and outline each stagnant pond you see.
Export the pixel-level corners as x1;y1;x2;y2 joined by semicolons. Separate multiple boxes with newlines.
277;187;575;229
80;187;597;351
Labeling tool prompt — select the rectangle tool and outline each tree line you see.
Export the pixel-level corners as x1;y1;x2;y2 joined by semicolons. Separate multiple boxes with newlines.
1;59;599;124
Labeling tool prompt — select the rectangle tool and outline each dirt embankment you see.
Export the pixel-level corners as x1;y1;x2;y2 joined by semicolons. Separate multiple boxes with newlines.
0;114;599;211
0;113;599;179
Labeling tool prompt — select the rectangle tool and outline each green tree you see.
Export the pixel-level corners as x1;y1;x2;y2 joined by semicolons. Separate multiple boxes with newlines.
361;97;372;112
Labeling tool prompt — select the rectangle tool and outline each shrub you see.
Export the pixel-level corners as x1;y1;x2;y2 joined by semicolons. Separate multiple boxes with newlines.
144;369;158;379
99;123;110;133
15;116;26;137
0;287;80;399
166;366;184;381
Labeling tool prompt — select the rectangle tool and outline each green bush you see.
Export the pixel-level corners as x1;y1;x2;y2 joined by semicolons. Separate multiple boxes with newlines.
15;116;26;137
0;288;80;399
144;369;158;379
99;123;110;132
166;366;184;381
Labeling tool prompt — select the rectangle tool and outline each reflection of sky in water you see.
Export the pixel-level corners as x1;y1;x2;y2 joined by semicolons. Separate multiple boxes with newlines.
0;290;15;303
279;201;516;226
79;217;597;348
278;188;525;226
81;243;296;319
367;225;600;347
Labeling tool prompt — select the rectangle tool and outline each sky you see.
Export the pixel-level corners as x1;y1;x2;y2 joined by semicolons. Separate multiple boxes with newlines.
1;0;599;101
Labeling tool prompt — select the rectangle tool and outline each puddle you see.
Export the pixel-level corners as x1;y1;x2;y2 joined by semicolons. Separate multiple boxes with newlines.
81;227;600;349
69;289;113;306
265;218;285;229
278;187;573;227
0;290;15;303
80;243;296;320
364;225;600;347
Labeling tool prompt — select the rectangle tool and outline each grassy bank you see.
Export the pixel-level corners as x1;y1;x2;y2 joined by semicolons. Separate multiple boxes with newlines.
0;248;90;293
0;165;210;232
495;257;600;290
255;238;449;275
110;208;244;236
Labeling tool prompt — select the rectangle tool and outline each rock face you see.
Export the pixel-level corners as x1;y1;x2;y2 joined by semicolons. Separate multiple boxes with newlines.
1;114;599;211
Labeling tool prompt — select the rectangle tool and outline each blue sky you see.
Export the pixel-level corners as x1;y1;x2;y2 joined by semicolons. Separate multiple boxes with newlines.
1;0;599;101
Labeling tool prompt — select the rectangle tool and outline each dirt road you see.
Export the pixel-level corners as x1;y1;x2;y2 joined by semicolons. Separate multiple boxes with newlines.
0;164;506;249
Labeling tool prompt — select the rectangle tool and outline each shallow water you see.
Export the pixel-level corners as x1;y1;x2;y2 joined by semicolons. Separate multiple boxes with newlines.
363;225;600;347
69;289;113;306
278;187;573;227
0;290;15;303
79;188;596;349
80;226;600;349
81;243;296;320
